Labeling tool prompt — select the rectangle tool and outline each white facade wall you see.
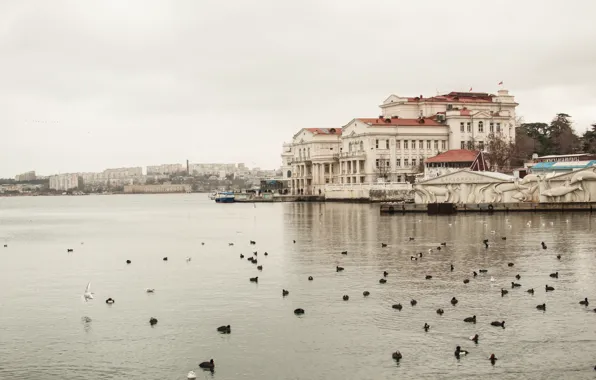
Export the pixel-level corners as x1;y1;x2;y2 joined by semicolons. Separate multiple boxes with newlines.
49;174;79;191
147;164;184;175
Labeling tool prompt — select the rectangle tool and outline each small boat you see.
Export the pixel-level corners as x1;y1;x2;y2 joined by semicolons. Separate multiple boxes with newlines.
215;191;235;203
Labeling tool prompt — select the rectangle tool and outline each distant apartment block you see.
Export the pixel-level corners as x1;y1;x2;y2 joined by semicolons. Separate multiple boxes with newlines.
147;164;184;175
49;174;80;191
15;171;36;182
189;163;244;175
123;184;191;194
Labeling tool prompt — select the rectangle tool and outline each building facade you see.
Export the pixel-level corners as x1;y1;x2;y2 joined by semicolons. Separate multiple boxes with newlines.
15;171;36;182
49;174;80;191
289;128;341;195
147;163;184;175
123;184;191;194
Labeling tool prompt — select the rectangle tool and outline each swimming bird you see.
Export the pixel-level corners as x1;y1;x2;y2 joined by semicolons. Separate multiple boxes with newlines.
341;250;347;255
257;265;263;271
381;243;388;248
470;334;479;343
282;289;289;296
201;242;205;245
479;269;488;273
507;263;514;267
163;257;168;261
383;271;389;277
217;325;231;334
199;359;214;370
545;285;555;292
473;271;478;278
527;288;534;294
511;282;521;288
253;251;258;256
455;346;468;358
146;288;155;293
579;298;589;306
501;289;508;296
3;244;6;248
336;266;344;272
228;243;234;246
409;237;415;241
463;315;476;323
490;321;505;328
250;240;256;245
392;303;402;310
186;257;192;262
410;256;418;261
489;354;498;365
294;308;305;315
379;278;387;284
392;351;402;361
126;260;131;264
536;303;546;311
293;240;296;244
491;277;496;282
308;276;313;281
556;254;561;260
549;272;559;278
515;274;521;280
249;277;258;283
419;252;423;258
424;323;430;332
450;264;454;271
451;297;458;305
363;291;370;297
463;279;470;284
441;242;447;246
240;254;244;259
67;248;73;252
541;242;547;249
81;316;92;323
149;317;158;326
436;308;444;315
187;370;197;379
410;299;417;306
105;298;114;304
425;275;432;280
83;282;93;302
501;237;507;240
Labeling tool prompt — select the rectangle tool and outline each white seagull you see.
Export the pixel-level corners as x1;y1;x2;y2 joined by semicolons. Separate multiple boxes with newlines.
83;282;94;302
187;370;197;379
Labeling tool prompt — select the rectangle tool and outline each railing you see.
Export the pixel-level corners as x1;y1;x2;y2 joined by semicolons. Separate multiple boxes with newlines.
325;182;413;191
339;151;367;158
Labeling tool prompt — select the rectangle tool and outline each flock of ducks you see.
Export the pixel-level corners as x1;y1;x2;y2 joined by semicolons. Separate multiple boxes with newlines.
5;224;596;376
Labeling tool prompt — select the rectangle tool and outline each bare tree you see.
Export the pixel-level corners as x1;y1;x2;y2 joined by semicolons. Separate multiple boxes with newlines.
375;154;391;181
485;133;515;171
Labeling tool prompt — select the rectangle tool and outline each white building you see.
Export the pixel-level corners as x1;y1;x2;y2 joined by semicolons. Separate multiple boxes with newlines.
147;163;184;175
380;90;518;150
49;174;80;191
289;128;342;195
15;171;36;182
102;167;143;179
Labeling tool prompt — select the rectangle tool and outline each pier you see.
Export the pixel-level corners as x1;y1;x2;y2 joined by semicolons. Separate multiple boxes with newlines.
380;202;596;215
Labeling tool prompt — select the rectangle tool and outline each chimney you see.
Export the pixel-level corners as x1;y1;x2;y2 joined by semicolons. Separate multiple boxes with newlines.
186;160;189;175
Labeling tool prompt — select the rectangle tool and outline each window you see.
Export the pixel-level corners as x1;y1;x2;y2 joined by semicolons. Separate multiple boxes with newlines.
397;175;402;182
460;122;464;132
404;158;409;166
348;143;352;153
434;140;438;149
375;159;380;168
489;122;494;133
442;140;446;150
461;141;465;149
427;140;431;149
467;141;473;150
386;140;389;149
307;148;310;158
412;158;417;167
467;122;471;132
478;121;484;133
404;140;408;149
360;176;365;183
496;123;501;132
396;158;401;167
360;141;363;151
478;141;484;150
375;139;379;149
419;140;423;149
411;140;416;150
396;140;400;149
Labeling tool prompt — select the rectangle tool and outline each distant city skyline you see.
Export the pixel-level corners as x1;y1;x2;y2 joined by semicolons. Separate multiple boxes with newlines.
1;1;595;177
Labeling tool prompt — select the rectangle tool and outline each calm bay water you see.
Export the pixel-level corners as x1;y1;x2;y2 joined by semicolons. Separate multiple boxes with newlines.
1;195;595;380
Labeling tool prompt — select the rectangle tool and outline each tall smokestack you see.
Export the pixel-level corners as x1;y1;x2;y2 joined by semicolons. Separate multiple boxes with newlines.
186;160;189;175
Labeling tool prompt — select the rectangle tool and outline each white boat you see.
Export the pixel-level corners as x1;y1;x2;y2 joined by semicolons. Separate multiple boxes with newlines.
215;191;235;203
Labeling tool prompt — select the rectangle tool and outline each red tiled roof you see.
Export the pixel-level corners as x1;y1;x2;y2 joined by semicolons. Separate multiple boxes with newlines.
425;149;479;163
306;128;342;135
407;92;494;104
357;117;443;127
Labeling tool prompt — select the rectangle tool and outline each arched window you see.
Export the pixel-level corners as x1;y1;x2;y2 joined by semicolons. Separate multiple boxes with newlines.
478;121;484;133
287;170;292;178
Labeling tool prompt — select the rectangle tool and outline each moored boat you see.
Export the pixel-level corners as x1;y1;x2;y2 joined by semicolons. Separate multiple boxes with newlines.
215;191;235;203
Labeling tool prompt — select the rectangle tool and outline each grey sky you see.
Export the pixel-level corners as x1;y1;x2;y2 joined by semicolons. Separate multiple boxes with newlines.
1;0;595;177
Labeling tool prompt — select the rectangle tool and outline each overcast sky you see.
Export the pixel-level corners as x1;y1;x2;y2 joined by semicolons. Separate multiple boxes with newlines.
1;0;595;177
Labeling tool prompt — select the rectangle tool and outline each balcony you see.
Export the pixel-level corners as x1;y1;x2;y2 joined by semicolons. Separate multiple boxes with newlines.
339;151;367;158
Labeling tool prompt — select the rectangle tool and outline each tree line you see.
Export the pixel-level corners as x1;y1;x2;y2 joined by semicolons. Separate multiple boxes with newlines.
485;113;596;170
